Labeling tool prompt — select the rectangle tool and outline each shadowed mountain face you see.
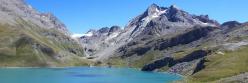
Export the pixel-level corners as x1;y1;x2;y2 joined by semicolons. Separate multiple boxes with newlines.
0;0;89;67
80;4;248;82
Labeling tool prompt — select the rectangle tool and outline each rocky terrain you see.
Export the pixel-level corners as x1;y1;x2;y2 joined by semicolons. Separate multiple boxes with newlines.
0;0;89;67
80;4;248;83
0;0;247;82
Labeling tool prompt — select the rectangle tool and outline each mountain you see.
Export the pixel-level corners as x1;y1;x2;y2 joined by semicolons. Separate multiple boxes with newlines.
80;4;219;61
80;4;218;60
1;0;247;82
80;4;248;82
0;0;89;67
80;26;122;58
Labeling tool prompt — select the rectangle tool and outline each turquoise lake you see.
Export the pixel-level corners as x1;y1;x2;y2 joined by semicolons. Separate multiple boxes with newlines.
0;67;182;83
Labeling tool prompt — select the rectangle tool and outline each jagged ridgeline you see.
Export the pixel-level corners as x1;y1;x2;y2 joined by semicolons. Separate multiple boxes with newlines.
0;0;90;67
1;0;248;82
80;4;248;83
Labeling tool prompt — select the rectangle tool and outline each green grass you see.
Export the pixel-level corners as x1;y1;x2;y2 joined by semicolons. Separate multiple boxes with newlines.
106;57;129;67
0;18;87;67
174;25;248;82
172;48;198;60
106;50;164;68
131;50;163;68
157;66;170;72
186;45;248;82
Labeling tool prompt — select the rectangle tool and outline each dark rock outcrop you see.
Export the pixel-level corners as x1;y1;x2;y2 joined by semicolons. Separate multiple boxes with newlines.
194;15;220;26
141;57;174;71
192;58;206;74
118;25;216;58
98;27;110;33
141;50;208;71
176;50;208;64
156;26;216;50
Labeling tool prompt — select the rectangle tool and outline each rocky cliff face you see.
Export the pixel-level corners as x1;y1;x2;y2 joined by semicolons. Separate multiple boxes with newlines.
80;26;123;58
80;4;218;61
0;0;88;67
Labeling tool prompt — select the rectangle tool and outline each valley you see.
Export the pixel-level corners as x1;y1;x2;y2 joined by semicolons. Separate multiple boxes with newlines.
0;0;247;83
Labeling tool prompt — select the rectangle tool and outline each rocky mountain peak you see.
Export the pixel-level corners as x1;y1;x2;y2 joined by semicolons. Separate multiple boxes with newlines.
145;4;182;17
144;4;167;18
87;29;97;33
81;25;123;38
98;27;110;33
167;4;182;15
126;4;219;39
147;4;160;16
165;5;192;23
80;4;220;61
109;26;122;33
169;5;180;10
221;21;242;28
148;3;158;9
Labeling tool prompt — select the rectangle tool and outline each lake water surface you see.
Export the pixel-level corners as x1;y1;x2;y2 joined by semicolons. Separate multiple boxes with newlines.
0;67;182;83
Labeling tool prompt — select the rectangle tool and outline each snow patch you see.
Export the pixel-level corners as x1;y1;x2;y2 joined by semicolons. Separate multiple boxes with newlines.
141;8;167;27
71;33;85;38
109;32;119;39
201;22;217;27
105;32;120;41
83;32;93;37
71;32;93;38
202;23;209;25
152;8;166;18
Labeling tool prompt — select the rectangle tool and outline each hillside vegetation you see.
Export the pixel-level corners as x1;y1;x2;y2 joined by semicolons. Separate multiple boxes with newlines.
0;19;90;67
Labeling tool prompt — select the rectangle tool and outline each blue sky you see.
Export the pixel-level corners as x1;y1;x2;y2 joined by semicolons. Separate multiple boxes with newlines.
26;0;248;34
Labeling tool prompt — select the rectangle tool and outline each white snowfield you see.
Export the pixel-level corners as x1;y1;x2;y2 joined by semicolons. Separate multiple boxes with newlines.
71;32;93;38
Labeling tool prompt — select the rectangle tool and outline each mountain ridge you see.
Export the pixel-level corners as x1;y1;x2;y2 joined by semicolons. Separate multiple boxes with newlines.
80;4;248;82
80;4;219;60
0;1;248;82
0;0;90;67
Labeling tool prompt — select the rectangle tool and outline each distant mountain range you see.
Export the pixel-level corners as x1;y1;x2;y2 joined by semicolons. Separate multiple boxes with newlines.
0;0;247;82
